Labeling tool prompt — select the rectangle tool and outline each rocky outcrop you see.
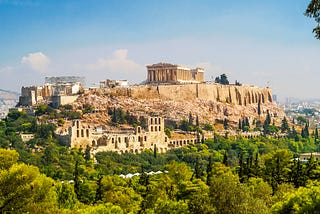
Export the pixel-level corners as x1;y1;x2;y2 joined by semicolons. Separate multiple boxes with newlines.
73;83;284;129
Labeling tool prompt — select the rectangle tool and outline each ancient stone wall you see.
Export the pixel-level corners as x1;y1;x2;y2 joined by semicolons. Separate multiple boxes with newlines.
128;83;272;105
58;116;197;155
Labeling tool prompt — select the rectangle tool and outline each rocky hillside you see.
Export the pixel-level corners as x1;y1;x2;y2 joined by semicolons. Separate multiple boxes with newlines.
0;89;19;118
71;84;285;129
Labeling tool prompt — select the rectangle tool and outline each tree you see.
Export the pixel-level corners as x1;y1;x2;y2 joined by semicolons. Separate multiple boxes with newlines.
263;149;293;193
0;148;19;170
273;181;320;213
215;74;229;85
257;100;261;117
281;117;290;133
305;0;320;39
220;74;229;85
223;118;229;130
0;150;58;213
188;112;193;126
203;123;214;131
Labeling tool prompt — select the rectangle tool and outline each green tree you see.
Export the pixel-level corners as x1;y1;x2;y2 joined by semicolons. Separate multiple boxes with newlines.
223;118;229;130
273;181;320;213
257;100;261;117
281;117;290;133
305;0;320;39
263;149;292;193
0;153;58;213
0;148;19;170
56;182;77;209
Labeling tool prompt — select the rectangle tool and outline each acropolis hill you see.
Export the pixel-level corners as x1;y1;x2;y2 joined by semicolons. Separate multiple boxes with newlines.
71;62;284;129
75;83;284;128
21;62;285;154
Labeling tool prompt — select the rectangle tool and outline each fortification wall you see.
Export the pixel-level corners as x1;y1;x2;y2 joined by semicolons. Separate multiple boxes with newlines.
128;84;273;105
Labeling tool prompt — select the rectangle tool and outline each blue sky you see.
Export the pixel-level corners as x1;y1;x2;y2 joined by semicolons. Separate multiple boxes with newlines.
0;0;319;100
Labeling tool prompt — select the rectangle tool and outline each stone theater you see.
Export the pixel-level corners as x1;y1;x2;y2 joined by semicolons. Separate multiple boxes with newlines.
146;62;204;84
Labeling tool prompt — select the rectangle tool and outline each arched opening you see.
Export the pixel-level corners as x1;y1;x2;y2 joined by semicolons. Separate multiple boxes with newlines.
86;129;89;137
92;140;96;147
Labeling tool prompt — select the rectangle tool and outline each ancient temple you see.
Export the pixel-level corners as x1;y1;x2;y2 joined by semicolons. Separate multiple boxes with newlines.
146;63;204;84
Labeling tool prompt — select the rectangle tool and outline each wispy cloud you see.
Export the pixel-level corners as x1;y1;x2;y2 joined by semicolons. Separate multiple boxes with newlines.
86;49;144;83
21;52;50;73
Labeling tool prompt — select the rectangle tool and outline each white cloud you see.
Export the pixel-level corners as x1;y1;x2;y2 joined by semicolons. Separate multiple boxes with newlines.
86;49;144;83
21;52;50;73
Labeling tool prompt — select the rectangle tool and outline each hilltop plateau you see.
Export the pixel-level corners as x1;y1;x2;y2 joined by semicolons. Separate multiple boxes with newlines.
72;84;285;129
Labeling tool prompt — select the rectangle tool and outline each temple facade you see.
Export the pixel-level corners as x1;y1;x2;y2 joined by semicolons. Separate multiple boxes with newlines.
146;63;204;84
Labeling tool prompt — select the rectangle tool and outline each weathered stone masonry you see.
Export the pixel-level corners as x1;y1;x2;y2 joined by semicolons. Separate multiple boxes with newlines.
57;116;198;155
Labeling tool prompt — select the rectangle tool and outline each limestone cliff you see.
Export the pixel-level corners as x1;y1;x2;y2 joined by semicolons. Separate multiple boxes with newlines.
73;84;285;129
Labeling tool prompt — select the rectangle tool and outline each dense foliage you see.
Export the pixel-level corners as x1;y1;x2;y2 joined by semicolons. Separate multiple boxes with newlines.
2;109;320;213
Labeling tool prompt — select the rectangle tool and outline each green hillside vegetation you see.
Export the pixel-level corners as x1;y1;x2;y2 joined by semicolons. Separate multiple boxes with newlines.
1;107;320;213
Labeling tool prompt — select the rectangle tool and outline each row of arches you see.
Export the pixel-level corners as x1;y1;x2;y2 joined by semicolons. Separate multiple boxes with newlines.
169;138;197;147
117;147;169;154
149;125;161;132
76;129;89;138
150;117;162;125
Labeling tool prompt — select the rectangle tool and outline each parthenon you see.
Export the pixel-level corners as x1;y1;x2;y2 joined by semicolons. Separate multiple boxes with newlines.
146;62;204;84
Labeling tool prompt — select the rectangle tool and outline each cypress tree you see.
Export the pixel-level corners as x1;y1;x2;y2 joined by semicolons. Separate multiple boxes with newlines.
257;100;261;117
223;151;228;166
153;144;157;158
206;155;213;186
